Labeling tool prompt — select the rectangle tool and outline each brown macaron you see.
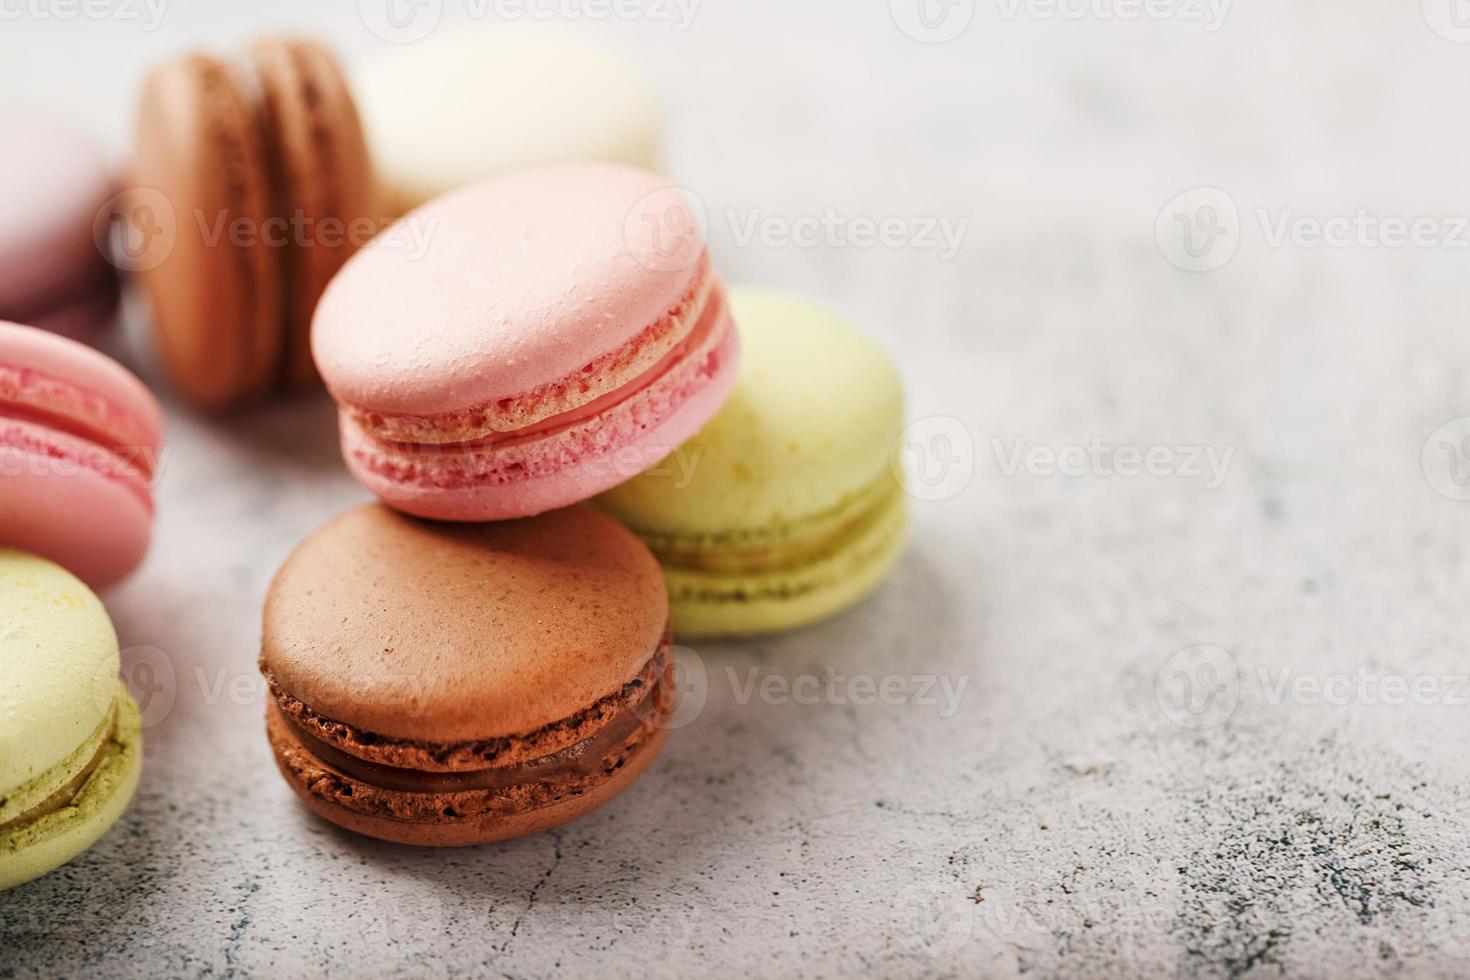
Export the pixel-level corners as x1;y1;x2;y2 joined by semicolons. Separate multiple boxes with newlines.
131;37;375;408
260;504;676;847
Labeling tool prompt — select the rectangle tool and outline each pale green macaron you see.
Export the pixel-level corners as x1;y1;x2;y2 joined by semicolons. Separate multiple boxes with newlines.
597;287;908;638
0;550;142;892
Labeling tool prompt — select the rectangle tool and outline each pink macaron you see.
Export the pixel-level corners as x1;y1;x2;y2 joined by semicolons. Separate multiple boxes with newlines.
312;163;739;521
0;112;120;345
0;321;163;589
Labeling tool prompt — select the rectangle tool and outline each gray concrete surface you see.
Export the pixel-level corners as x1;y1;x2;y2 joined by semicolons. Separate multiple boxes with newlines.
6;1;1470;976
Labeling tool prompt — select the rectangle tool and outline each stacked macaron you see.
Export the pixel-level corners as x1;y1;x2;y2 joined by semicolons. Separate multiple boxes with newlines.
277;146;912;845
265;162;733;846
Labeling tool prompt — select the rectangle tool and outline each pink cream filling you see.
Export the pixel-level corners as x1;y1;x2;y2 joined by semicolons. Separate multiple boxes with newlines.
0;362;157;509
356;278;730;462
347;257;719;446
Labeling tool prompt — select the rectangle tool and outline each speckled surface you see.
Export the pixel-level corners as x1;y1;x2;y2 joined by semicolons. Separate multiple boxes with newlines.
7;1;1470;977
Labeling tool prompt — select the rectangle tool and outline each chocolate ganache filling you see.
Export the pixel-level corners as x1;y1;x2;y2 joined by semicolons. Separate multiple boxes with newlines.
276;656;672;796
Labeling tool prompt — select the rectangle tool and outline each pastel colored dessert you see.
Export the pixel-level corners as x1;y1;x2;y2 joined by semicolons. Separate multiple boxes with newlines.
0;112;120;344
355;34;663;215
0;321;163;590
313;163;739;521
0;550;143;892
597;288;909;638
131;36;376;408
260;504;674;846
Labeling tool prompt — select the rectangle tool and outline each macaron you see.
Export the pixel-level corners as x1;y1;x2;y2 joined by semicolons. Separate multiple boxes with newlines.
0;112;120;344
0;320;163;591
131;36;376;408
260;504;674;846
597;288;909;638
1;550;143;892
355;34;663;215
313;163;739;522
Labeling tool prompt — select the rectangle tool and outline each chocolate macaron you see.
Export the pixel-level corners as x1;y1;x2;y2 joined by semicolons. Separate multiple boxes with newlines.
260;504;674;846
131;37;375;408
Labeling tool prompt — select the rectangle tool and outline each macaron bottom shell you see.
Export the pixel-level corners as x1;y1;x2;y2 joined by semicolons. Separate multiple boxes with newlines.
0;690;142;892
0;437;154;591
266;707;670;847
661;486;910;640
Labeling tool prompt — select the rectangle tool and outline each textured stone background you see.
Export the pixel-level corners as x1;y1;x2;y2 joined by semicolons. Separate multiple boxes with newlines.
7;1;1470;977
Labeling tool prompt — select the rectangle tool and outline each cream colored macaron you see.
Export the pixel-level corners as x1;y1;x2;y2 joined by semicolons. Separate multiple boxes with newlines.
355;33;664;214
0;550;142;891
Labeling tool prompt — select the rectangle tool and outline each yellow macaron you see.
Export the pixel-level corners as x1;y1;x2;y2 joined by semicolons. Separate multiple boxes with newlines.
0;550;142;891
597;287;908;638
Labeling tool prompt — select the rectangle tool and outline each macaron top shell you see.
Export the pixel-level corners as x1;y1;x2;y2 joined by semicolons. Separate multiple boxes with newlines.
599;288;904;536
0;550;119;795
356;34;662;213
261;504;668;743
1;320;164;455
0;112;114;312
313;164;705;417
